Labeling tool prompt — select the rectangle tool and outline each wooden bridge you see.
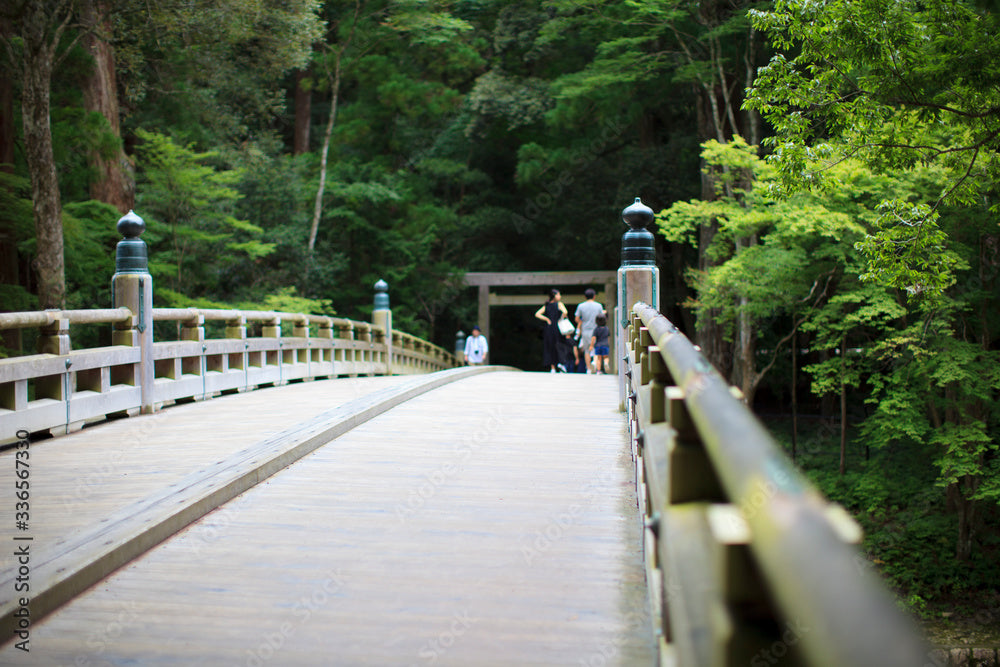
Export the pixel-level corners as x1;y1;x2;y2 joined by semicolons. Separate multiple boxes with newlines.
0;207;930;665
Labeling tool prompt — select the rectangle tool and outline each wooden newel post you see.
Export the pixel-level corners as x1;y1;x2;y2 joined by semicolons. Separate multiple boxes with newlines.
372;279;392;375
111;211;154;414
617;198;659;409
455;330;466;365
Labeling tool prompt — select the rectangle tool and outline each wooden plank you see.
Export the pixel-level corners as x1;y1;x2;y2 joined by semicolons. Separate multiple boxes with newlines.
0;369;507;639
463;271;618;287
489;293;594;306
1;372;657;666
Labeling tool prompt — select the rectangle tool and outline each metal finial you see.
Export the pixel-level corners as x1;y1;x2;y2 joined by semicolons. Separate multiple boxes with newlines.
115;210;149;274
620;197;655;266
117;210;146;238
622;197;654;231
373;279;390;311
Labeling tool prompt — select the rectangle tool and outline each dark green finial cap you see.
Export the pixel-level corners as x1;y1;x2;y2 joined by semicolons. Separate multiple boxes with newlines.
621;197;655;267
373;279;390;311
115;210;149;274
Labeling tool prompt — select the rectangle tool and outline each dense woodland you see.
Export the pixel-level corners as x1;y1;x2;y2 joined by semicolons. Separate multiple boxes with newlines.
2;0;999;638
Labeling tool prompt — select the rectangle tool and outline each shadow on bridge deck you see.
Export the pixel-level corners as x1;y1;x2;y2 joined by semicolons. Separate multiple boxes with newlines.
0;369;655;665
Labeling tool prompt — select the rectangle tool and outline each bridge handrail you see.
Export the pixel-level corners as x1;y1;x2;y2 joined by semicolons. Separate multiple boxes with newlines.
151;308;337;327
0;308;134;329
0;304;457;445
625;301;927;667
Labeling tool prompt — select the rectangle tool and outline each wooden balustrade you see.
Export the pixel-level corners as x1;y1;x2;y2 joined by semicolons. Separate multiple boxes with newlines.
0;306;457;444
0;209;458;445
622;301;928;667
0;211;460;445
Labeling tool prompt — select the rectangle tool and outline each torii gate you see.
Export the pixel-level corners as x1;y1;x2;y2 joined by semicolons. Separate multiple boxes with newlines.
462;271;617;368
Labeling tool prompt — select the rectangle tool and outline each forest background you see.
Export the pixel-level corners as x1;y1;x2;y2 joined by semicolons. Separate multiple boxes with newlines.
2;0;998;643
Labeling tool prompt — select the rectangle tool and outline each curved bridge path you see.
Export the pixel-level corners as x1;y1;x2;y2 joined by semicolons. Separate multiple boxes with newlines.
0;369;655;666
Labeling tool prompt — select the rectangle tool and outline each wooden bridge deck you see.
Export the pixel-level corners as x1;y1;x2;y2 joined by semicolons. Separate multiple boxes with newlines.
0;370;655;666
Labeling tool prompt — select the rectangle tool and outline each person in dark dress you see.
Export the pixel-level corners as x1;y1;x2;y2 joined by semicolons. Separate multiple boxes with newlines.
534;288;568;373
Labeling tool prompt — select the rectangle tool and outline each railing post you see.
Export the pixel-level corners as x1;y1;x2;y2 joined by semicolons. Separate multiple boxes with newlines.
617;197;659;409
455;330;466;365
355;322;373;375
334;319;354;375
317;317;334;373
372;279;392;375
262;315;283;384
37;312;70;355
181;313;205;342
112;211;154;414
292;315;309;369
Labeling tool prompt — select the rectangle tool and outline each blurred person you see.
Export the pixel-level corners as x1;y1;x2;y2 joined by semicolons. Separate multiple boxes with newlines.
589;314;611;374
464;325;488;365
534;289;568;373
574;288;604;373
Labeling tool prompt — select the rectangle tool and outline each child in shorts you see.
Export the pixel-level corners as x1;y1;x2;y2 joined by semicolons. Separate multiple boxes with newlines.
589;314;610;374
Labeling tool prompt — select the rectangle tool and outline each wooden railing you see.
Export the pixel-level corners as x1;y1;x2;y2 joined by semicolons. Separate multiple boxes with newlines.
622;301;929;666
0;211;458;446
0;305;456;445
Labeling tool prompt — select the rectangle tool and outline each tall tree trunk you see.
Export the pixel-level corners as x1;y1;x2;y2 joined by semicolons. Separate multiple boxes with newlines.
0;17;13;174
731;233;759;405
839;333;847;475
693;94;730;377
0;15;20;344
791;327;798;461
308;0;363;252
81;0;133;213
744;26;762;148
735;296;755;404
21;2;72;310
307;61;341;252
950;480;976;562
293;68;312;156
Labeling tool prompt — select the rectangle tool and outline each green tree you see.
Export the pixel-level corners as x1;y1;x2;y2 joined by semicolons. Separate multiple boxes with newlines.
120;0;323;146
746;0;1000;561
657;137;865;406
134;130;274;302
2;0;79;309
746;0;1000;297
527;0;772;371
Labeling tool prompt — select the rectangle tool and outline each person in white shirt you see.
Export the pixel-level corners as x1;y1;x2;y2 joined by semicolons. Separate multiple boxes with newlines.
574;289;604;373
464;325;488;365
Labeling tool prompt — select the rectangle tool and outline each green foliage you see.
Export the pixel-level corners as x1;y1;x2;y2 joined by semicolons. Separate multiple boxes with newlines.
771;416;998;610
240;286;335;316
134;129;274;298
746;0;1000;297
656;138;865;342
120;0;324;145
856;201;964;297
62;201;120;311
